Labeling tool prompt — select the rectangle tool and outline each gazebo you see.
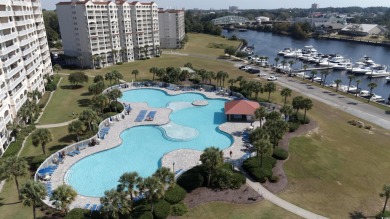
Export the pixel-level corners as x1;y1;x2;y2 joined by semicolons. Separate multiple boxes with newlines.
224;100;260;121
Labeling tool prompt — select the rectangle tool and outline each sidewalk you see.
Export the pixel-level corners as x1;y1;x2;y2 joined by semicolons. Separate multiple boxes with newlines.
36;119;77;129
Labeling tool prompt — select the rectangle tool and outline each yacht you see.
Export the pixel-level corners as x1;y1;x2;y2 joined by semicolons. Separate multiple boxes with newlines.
365;70;390;78
284;49;302;58
358;56;375;65
275;64;291;73
349;65;372;75
370;94;385;102
318;59;336;67
333;61;352;70
328;54;345;63
386;76;390;82
313;77;323;82
359;90;370;97
278;48;292;56
302;45;317;54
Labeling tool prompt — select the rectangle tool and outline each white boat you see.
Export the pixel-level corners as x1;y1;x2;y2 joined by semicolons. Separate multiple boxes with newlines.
328;54;345;63
386;76;390;82
350;66;372;75
370;94;385;102
339;85;358;93
313;77;323;82
275;64;291;73
365;70;390;78
358;55;375;65
318;59;336;67
284;49;302;58
359;90;370;97
333;62;352;70
278;48;292;56
302;45;317;54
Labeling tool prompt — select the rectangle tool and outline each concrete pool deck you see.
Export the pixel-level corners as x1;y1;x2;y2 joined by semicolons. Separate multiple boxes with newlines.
43;87;256;209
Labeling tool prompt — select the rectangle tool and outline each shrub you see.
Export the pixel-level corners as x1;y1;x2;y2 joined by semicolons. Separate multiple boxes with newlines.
164;185;186;204
45;82;57;91
30;154;47;170
272;148;289;160
364;124;372;129
135;211;153;219
210;163;246;190
288;121;300;132
116;62;123;65
177;172;204;192
65;208;89;219
376;210;390;219
170;202;188;216
269;175;280;183
153;200;170;219
243;157;276;183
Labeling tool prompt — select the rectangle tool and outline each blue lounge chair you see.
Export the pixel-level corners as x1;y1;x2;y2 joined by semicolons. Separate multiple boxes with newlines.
135;110;148;122
84;203;91;209
90;204;98;212
67;151;76;157
73;150;81;155
145;111;157;121
96;204;102;211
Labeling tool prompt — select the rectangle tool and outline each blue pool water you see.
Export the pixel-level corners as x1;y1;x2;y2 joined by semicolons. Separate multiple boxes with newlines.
65;89;233;197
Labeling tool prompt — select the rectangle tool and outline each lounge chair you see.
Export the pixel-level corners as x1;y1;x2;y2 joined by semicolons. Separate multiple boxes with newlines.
67;151;76;157
134;110;148;122
145;111;157;121
90;204;98;212
84;203;91;209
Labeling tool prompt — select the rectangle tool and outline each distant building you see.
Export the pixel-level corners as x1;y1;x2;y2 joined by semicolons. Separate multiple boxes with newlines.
311;3;319;9
255;16;270;23
340;24;387;36
158;9;185;49
294;16;347;28
229;6;238;11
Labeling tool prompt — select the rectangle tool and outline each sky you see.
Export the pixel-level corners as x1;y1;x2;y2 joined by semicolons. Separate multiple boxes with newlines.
42;0;390;10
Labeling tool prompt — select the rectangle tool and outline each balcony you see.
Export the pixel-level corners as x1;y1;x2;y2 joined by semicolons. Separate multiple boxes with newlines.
5;64;23;80
35;17;43;22
12;0;30;6
2;53;21;67
0;22;13;30
0;44;18;56
18;28;34;36
0;32;17;44
33;9;42;15
22;44;36;56
36;24;44;31
0;11;13;17
19;37;33;47
15;95;27;112
23;55;34;66
8;74;26;91
32;1;40;7
14;11;26;16
37;32;45;38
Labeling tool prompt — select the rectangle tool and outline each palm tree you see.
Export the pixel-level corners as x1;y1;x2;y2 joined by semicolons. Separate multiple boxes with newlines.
153;167;175;189
292;96;304;116
310;70;317;82
111;70;123;84
380;184;390;214
142;176;164;212
100;189;132;219
200;147;223;187
92;94;109;114
221;71;229;87
20;180;47;219
131;69;139;80
149;67;158;81
301;98;313;122
281;59;287;70
355;79;362;97
68;120;84;141
228;78;236;88
367;82;378;103
264;120;289;147
319;70;326;86
288;60;294;75
53;64;62;76
253;139;272;167
106;89;123;111
322;69;331;87
88;81;105;96
156;68;166;81
254;107;267;127
105;71;114;85
274;57;279;67
302;64;308;81
334;79;342;92
117;172;142;201
50;185;77;215
111;49;118;64
264;82;276;101
280;105;293;121
0;156;28;197
32;129;53;155
79;109;99;131
347;75;356;93
252;81;263;100
280;88;292;105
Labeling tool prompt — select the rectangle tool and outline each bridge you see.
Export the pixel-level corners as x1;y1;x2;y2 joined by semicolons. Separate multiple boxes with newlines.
211;16;250;25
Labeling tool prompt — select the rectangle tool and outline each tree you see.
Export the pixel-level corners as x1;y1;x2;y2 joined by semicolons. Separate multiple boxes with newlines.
131;69;139;80
105;71;114;85
68;71;88;88
111;70;123;84
94;75;105;83
252;81;263;100
302;64;308;81
88;81;105;96
265;111;282;121
310;70;317;82
253;138;272;167
280;105;293;121
200;147;224;187
280;88;292;105
153;167;175;189
301;98;313;122
0;156;28;197
149;67;158;81
100;189;132;219
380;184;390;214
184;62;193;69
347;75;356;93
50;185;77;215
32;129;53;155
274;57;279;66
156;68;166;81
224;46;236;56
367;82;378;103
68;120;84;141
355;79;362;97
334;79;342;92
106;89;123;111
264;120;289;147
117;172;142;201
254;107;267;127
79;109;99;131
141;176;164;212
92;94;109;114
20;180;47;219
322;70;331;87
228;78;236;87
292;96;304;116
264;82;276;101
53;64;62;76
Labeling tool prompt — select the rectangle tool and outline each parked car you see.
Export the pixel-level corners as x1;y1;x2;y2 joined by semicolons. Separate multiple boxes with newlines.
258;73;267;77
238;65;247;70
247;68;260;74
267;76;278;81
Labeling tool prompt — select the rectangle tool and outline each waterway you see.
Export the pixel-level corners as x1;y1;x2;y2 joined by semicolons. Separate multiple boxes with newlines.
222;30;390;100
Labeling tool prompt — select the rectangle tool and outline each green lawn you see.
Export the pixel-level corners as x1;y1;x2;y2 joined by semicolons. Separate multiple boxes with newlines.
183;201;301;219
181;33;240;56
37;78;94;124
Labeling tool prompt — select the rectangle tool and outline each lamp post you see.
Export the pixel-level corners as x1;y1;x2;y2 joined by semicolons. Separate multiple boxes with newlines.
172;162;175;174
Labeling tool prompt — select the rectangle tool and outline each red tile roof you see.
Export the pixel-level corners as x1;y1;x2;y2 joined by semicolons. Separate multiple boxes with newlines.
224;100;260;115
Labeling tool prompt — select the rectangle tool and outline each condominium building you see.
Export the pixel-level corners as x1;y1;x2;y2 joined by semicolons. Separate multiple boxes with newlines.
158;9;185;49
56;0;160;68
0;0;52;156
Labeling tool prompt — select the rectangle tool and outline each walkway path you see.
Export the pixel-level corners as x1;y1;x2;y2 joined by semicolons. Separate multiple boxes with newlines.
36;119;77;129
245;172;328;219
273;76;390;130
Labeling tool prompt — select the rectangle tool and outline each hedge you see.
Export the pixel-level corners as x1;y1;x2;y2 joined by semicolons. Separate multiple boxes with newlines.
38;92;51;109
153;200;170;219
211;163;246;190
177;166;205;192
64;208;89;219
2;125;36;157
170;202;188;216
164;185;186;204
288;121;300;132
272;148;289;160
243;157;277;183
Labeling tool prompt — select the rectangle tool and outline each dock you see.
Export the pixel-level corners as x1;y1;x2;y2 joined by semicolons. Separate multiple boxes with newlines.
292;67;333;72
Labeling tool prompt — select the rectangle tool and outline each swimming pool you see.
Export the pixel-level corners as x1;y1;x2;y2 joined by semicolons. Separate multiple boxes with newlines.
65;89;233;197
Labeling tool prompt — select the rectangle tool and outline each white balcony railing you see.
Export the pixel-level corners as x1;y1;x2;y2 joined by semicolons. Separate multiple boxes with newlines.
0;32;17;44
0;44;18;56
3;52;21;67
5;64;23;80
0;22;13;30
0;11;13;17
